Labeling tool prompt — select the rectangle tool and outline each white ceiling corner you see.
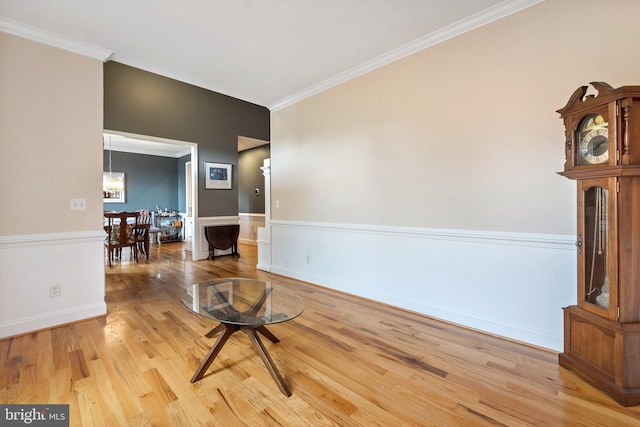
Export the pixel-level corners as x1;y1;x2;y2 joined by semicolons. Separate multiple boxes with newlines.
0;0;543;109
238;136;269;152
269;0;544;111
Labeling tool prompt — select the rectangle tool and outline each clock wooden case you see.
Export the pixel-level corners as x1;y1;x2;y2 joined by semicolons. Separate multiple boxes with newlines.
558;82;640;406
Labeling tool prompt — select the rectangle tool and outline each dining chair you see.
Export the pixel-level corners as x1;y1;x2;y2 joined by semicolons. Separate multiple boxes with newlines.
104;211;139;267
135;210;150;260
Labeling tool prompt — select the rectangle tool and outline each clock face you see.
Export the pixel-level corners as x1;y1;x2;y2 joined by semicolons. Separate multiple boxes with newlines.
578;114;609;165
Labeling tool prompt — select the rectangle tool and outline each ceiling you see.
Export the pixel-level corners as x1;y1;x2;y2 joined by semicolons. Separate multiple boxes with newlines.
0;0;541;110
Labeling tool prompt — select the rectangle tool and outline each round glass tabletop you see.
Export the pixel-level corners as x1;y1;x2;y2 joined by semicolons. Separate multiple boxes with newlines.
183;278;305;326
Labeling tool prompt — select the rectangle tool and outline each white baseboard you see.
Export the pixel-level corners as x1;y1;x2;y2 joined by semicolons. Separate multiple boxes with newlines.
238;237;257;246
0;303;107;338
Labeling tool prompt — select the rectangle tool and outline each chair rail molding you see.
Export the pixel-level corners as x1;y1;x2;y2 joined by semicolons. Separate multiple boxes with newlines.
0;230;106;248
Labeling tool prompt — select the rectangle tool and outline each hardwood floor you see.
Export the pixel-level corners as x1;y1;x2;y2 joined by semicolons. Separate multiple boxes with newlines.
2;242;640;426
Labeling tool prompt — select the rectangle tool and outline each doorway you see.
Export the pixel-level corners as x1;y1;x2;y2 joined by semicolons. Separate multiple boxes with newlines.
103;130;199;260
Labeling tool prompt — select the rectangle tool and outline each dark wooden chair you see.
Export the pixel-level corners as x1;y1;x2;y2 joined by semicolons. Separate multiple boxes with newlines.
104;211;139;267
135;210;153;259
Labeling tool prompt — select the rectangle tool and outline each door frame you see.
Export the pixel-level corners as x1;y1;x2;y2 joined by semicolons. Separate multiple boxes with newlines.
103;130;199;260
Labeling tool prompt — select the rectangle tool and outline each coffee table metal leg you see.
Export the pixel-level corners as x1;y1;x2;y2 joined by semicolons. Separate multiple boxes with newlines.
191;324;238;383
205;323;225;338
246;329;291;397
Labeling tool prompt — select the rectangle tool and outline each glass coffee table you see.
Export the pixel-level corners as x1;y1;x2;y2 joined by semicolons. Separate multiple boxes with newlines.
183;278;305;396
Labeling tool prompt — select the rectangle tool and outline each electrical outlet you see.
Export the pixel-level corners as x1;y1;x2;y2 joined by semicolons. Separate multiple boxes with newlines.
49;284;61;297
70;198;86;211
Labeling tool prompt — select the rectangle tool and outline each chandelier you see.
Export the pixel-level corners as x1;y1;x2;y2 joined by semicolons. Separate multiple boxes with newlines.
103;135;124;193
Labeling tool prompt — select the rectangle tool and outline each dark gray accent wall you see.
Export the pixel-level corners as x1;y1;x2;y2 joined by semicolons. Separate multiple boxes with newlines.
103;151;178;212
103;61;270;217
239;145;270;213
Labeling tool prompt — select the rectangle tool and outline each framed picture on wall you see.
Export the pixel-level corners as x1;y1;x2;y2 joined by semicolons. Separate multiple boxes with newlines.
205;162;232;189
103;172;126;203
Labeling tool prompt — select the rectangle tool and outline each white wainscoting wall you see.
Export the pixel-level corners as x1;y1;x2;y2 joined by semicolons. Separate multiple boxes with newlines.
0;231;107;338
238;213;265;246
268;219;576;351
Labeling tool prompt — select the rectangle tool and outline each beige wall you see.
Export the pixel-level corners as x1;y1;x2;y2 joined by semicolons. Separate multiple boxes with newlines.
271;0;640;235
0;32;107;338
0;32;104;235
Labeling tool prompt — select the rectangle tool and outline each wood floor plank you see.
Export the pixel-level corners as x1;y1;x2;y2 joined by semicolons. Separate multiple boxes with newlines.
2;242;640;425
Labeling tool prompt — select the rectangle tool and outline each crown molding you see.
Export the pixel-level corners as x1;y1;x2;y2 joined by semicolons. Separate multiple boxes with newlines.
268;0;544;111
0;17;113;61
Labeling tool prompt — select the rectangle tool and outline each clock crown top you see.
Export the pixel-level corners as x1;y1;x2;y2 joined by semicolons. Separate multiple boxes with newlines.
558;82;640;118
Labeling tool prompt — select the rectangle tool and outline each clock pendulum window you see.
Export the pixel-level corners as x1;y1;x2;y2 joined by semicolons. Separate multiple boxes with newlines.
585;186;609;309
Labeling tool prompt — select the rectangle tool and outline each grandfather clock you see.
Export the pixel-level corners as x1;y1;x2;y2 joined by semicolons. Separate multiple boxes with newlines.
558;82;640;406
